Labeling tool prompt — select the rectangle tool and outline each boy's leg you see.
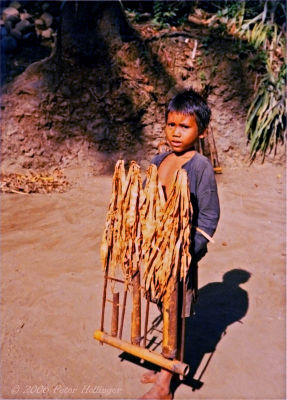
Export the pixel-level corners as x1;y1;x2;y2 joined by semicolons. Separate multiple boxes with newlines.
140;278;177;399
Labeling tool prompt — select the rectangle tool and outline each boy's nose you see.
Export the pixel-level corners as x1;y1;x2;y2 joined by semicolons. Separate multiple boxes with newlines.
173;127;181;137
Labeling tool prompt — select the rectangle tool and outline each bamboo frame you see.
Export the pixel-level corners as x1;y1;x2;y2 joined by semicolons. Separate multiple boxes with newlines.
97;161;205;377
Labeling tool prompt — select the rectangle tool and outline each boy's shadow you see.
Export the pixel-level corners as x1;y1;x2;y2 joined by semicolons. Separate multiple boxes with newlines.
173;268;251;392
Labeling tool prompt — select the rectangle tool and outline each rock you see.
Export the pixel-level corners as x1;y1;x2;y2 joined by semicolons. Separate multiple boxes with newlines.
14;19;34;35
25;149;35;157
34;18;45;29
61;85;72;97
10;28;22;40
1;25;8;37
20;12;33;22
42;3;51;12
54;153;62;163
153;123;164;136
222;145;234;153
41;28;52;39
9;2;22;10
1;35;17;53
78;149;86;163
94;126;108;141
46;129;57;139
40;12;53;28
6;122;18;136
22;31;37;43
4;13;20;27
17;99;39;116
17;155;28;166
81;92;90;103
2;7;20;22
4;19;13;32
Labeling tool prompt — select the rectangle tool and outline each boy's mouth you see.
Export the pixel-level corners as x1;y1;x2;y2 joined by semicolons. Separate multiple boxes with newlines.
171;140;182;147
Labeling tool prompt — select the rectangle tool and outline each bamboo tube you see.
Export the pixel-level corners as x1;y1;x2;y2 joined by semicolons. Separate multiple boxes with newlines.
111;292;119;337
179;282;186;363
100;251;110;333
143;294;150;348
131;270;141;345
162;279;178;360
210;126;220;168
119;289;127;340
94;330;190;377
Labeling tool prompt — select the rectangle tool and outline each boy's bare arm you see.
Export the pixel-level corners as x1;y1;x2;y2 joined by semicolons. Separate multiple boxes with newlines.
193;162;220;259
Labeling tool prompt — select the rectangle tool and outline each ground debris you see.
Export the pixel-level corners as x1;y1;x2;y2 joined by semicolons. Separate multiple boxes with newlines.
0;169;70;194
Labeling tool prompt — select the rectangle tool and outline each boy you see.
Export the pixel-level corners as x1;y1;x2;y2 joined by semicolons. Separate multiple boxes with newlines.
140;88;220;399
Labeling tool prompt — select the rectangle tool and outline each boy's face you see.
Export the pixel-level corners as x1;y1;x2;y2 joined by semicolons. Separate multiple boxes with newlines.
165;112;202;154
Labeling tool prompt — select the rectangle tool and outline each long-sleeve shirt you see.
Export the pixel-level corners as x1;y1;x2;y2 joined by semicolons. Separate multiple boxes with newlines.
151;151;220;260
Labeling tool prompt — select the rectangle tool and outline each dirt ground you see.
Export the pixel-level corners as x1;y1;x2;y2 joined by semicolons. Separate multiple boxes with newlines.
1;162;286;400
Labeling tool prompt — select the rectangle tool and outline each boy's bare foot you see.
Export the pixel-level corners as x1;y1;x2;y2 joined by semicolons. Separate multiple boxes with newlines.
139;369;173;399
140;371;158;384
139;385;172;399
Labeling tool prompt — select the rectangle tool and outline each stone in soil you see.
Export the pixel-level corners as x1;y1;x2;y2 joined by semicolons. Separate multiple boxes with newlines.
40;12;53;28
2;7;20;21
14;19;34;35
41;28;53;40
1;35;18;53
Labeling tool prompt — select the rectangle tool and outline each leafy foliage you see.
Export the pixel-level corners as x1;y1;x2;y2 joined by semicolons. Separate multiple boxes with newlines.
220;1;286;160
246;63;285;161
191;1;286;160
152;1;179;28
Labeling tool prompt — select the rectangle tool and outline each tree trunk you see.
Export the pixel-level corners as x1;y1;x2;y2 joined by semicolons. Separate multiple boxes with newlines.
57;1;136;67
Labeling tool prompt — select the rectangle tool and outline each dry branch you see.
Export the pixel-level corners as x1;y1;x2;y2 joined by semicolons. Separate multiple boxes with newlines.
0;170;70;194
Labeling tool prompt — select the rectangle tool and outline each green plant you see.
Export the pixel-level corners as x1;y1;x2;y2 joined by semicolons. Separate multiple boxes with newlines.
196;57;203;66
211;65;217;78
152;1;188;28
246;62;286;161
199;71;206;82
215;1;286;160
125;8;148;23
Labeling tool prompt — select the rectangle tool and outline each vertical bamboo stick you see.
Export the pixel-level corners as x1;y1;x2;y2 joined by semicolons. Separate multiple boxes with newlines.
179;282;186;363
162;279;178;359
210;126;220;167
131;270;141;345
111;292;119;337
143;294;150;348
198;137;203;155
100;251;110;336
119;288;127;340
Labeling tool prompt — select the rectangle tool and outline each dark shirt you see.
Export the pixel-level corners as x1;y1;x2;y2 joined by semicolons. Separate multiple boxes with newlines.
150;151;220;261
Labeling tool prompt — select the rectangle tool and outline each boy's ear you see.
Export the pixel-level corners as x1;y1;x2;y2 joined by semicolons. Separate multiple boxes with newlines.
199;129;207;139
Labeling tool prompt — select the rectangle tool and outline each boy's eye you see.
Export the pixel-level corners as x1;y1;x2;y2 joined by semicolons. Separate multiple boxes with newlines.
181;125;190;129
168;123;175;127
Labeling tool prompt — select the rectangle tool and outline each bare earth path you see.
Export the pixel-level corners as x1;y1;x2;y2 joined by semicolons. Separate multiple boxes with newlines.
1;163;285;399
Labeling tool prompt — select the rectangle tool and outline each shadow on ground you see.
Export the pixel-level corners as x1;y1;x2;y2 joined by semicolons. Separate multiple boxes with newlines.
172;268;251;393
119;268;250;394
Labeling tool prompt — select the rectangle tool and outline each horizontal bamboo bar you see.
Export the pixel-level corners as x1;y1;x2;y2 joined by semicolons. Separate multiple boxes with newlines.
106;276;146;291
94;330;190;377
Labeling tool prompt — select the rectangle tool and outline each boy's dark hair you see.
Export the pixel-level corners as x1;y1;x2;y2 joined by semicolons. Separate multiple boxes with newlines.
166;88;211;134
